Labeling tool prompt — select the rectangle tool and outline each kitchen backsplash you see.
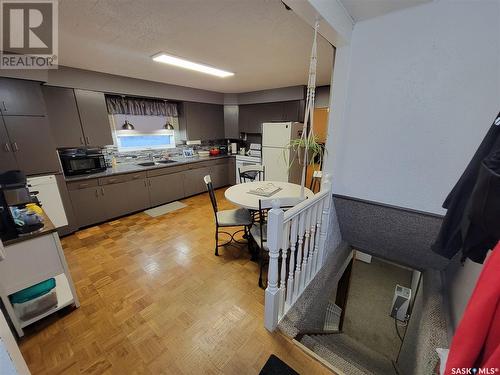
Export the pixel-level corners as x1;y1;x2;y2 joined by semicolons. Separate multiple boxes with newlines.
102;139;233;166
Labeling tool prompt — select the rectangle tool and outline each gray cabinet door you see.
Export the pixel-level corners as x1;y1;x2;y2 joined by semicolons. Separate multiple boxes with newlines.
0;120;18;172
183;166;211;197
182;102;224;141
103;179;150;218
3;116;60;175
43;86;85;148
148;172;186;207
210;163;228;189
74;89;113;146
239;102;284;133
69;187;107;227
224;105;239;139
227;158;236;185
0;78;46;116
282;100;302;122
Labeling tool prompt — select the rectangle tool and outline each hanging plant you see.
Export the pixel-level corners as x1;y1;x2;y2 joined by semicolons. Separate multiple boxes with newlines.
286;135;326;168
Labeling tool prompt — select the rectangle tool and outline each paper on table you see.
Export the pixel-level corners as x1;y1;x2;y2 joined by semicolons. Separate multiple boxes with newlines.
247;183;282;197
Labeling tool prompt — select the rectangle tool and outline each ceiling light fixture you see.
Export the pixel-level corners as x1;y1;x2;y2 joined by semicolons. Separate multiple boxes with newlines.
152;53;234;78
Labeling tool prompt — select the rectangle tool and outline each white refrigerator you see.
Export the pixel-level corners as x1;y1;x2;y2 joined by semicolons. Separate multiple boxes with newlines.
262;122;303;183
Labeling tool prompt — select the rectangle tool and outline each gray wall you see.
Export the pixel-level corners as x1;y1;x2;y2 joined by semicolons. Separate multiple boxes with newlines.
236;85;304;105
45;66;225;104
329;0;500;215
333;195;449;271
397;270;449;375
442;255;485;333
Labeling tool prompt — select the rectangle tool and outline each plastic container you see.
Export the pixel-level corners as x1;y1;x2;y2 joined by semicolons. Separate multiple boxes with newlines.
9;278;58;321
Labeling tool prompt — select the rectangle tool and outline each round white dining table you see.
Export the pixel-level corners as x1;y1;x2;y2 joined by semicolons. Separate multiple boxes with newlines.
224;181;314;210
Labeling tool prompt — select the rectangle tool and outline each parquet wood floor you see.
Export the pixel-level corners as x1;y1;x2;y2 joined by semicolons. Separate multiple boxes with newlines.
18;188;333;375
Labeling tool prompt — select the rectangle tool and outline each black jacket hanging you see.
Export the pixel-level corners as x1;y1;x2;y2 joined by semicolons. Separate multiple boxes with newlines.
432;112;500;261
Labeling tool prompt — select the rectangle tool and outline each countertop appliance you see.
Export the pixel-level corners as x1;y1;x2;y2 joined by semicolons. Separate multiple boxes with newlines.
235;154;262;184
0;170;43;241
262;122;303;183
27;175;68;228
59;148;106;176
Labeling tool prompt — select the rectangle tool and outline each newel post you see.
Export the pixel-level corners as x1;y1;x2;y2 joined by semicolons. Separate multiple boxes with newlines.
264;199;284;331
318;173;332;265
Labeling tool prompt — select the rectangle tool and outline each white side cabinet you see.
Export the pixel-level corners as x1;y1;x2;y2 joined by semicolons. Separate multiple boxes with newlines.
0;233;79;337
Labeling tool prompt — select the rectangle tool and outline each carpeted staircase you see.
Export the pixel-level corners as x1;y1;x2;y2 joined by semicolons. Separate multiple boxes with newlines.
300;333;396;375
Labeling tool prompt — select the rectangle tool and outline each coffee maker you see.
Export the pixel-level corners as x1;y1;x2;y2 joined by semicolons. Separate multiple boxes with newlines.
0;170;43;241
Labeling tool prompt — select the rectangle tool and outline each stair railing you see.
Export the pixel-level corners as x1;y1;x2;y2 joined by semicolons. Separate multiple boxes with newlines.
265;175;333;331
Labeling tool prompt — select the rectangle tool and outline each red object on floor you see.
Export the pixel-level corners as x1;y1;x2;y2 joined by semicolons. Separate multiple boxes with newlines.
445;242;500;374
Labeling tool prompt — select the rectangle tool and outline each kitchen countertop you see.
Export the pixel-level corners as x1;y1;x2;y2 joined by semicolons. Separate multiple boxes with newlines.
3;211;57;247
64;155;235;182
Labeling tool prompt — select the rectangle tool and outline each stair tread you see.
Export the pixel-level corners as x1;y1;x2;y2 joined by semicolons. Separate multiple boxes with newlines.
301;333;396;375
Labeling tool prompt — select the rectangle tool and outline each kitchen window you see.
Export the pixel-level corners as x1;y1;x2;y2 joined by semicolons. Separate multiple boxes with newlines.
115;130;176;151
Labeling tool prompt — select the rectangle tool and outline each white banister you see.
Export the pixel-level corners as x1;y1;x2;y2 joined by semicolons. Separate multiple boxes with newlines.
293;211;305;300
318;174;332;265
286;217;298;305
301;208;312;290
264;176;334;332
264;199;284;331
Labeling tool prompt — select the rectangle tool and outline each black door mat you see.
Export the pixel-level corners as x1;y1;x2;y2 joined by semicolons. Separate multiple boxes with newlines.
259;354;300;375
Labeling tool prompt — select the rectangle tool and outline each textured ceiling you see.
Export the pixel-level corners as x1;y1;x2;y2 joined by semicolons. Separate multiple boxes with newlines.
58;0;334;93
339;0;431;22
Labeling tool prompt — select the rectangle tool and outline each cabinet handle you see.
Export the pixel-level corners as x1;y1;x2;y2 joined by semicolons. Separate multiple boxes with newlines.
79;137;84;145
148;180;152;187
78;183;90;189
12;142;19;151
143;180;147;187
95;189;99;198
101;187;104;195
4;143;10;152
85;136;90;144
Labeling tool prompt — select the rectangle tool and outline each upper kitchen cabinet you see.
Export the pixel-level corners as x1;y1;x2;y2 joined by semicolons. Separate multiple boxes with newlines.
0;78;46;116
0;119;18;172
282;100;304;122
74;90;113;147
238;100;303;133
43;86;86;148
2;116;60;175
224;105;239;139
179;102;224;141
43;87;113;148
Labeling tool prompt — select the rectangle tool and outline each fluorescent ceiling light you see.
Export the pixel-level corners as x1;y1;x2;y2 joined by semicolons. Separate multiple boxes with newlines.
152;53;234;78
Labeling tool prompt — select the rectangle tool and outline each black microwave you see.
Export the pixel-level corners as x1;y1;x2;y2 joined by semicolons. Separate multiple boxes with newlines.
59;149;107;176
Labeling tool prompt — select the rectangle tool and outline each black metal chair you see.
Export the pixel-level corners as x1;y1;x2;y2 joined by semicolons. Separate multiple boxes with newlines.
204;175;253;256
238;165;265;183
250;197;305;288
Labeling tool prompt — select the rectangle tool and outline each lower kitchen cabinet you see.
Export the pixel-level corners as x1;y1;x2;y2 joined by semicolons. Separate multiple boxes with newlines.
183;166;211;197
148;172;185;207
103;179;150;218
211;164;228;189
69;186;108;228
67;157;235;230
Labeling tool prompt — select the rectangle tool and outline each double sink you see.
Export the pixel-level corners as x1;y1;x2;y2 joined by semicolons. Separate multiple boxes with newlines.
136;159;177;167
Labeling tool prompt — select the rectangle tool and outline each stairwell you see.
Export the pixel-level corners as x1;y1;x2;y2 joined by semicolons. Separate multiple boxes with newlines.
300;333;396;375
